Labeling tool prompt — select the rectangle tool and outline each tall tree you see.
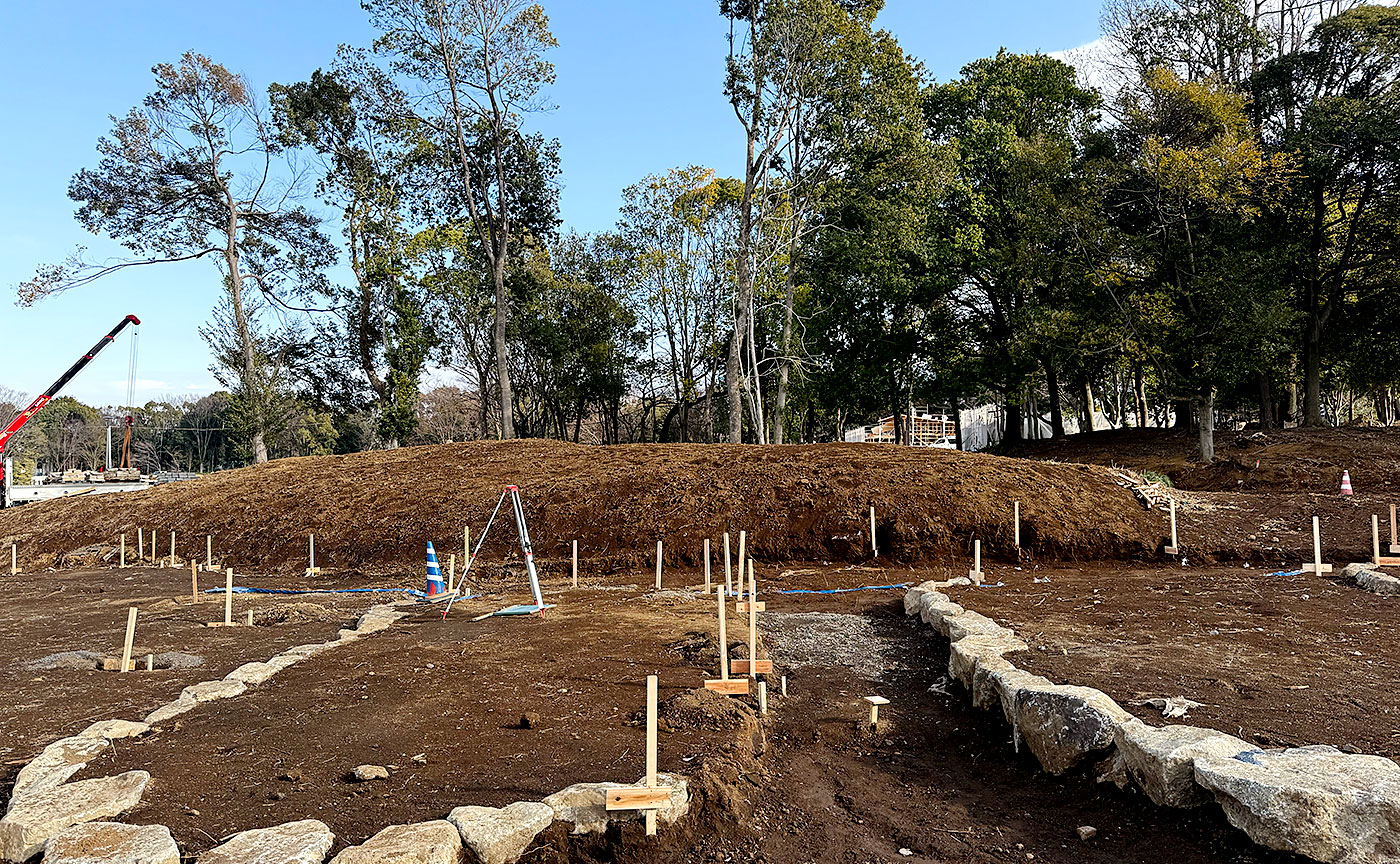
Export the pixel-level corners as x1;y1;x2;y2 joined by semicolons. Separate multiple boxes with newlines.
365;0;558;439
17;53;332;463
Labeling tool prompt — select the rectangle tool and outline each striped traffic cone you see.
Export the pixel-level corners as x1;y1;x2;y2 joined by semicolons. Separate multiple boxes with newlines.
1341;470;1354;496
426;542;446;596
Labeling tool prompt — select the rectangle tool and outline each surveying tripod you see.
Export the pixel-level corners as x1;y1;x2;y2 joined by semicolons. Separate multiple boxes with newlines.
443;485;545;617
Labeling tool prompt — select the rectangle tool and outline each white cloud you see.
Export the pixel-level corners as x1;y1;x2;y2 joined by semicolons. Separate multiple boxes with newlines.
1050;36;1127;96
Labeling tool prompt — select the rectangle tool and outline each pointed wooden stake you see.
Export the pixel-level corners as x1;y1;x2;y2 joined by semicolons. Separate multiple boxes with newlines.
1165;499;1179;555
703;538;711;593
870;506;878;557
655;540;663;589
224;567;234;625
120;608;137;675
191;560;199;604
572;539;578;588
747;558;758;680
120;534;126;569
723;532;733;597
1302;516;1332;573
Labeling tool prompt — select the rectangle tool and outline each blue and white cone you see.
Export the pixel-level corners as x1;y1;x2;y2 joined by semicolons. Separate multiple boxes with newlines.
426;542;446;596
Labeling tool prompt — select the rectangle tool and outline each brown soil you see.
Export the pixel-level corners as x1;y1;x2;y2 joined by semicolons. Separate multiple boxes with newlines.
941;564;1400;761
1009;426;1400;493
0;566;387;772
0;440;1159;575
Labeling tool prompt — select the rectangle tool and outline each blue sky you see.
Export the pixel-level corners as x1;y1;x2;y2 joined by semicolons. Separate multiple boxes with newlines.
0;0;1103;407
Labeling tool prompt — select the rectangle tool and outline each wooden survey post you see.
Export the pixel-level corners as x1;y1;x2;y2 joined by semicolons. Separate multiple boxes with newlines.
864;695;888;728
1302;516;1333;573
224;567;233;625
205;535;213;571
604;675;673;836
447;554;456;593
747;558;758;680
703;538;711;593
190;560;199;604
655;540;663;589
137;527;144;562
735;531;746;595
723;532;732;597
968;538;984;584
1391;504;1399;555
119;534;126;569
572;539;578;588
8;543;15;576
705;585;749;695
1164;499;1179;556
305;534;320;576
120;608;137;674
870;506;878;557
1375;513;1400;567
1013;501;1021;559
168;531;175;568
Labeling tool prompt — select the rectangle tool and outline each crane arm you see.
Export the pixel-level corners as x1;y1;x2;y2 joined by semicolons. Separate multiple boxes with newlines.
0;314;141;458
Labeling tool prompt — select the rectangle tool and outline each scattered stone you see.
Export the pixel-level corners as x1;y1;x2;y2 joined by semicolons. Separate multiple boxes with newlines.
898;848;914;857
1013;684;1131;775
0;771;150;862
43;821;178;864
352;765;389;782
180;679;248;703
144;697;198;726
1115;719;1251;808
77;720;148;741
152;651;204;669
224;661;279;686
1194;745;1400;864
10;735;111;803
519;712;541;730
198;818;334;864
328;821;463;864
447;802;553;864
1077;826;1097;841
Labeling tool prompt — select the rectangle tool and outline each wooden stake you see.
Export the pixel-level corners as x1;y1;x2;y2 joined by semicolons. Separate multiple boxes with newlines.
723;532;733;597
969;539;984;584
464;526;472;579
137;527;144;562
781;675;787;697
870;505;878;557
1391;504;1398;555
1374;514;1382;567
735;531;746;595
191;560;199;604
1014;501;1021;549
572;539;578;588
758;680;768;715
120;534;126;569
1165;500;1179;555
655;540;663;589
168;531;175;568
307;533;317;575
717;586;729;680
645;674;658;836
864;695;889;728
224;567;233;626
145;654;153;672
9;543;15;576
703;538;711;593
747;558;758;680
120;608;137;675
206;535;212;571
1303;516;1333;573
448;554;456;593
246;609;254;626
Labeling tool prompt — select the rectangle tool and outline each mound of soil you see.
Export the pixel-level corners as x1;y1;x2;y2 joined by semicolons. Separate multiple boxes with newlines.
1009;426;1400;493
0;440;1158;574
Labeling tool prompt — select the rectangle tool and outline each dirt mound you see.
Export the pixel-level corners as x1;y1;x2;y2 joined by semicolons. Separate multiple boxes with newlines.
0;440;1158;574
1010;426;1400;493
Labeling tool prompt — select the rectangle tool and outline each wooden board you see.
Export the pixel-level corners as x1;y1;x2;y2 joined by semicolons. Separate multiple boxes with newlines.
605;786;674;811
1300;563;1334;573
205;622;248;628
734;601;765;613
1163;546;1179;556
1375;556;1400;567
704;679;750;695
730;659;773;675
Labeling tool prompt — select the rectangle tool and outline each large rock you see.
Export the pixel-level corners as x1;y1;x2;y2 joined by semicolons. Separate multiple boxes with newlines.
948;633;1027;689
356;606;407;634
542;774;689;835
446;802;553;864
945;611;1016;642
76;720;148;741
224;662;280;686
983;666;1052;728
198;819;334;864
1114;719;1251;808
10;737;112;804
1012;684;1130;775
903;583;944;616
143;698;197;726
328;821;463;864
43;822;178;864
180;680;248;703
1193;745;1400;864
918;594;964;636
0;771;149;862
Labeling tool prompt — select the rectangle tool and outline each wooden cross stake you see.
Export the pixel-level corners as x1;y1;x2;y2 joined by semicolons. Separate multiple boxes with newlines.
1302;516;1332;573
1164;499;1179;555
604;675;673;836
864;695;889;728
747;558;759;680
655;540;663;589
968;538;985;584
120;608;137;674
705;585;749;695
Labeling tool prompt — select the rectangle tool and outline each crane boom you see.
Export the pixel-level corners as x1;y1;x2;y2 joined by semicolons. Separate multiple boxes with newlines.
0;314;141;458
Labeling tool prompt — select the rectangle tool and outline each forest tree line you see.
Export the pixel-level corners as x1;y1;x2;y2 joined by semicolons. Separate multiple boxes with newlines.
12;0;1400;467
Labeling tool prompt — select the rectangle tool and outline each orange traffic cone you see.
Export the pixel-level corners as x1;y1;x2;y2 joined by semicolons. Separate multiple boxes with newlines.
1340;470;1354;496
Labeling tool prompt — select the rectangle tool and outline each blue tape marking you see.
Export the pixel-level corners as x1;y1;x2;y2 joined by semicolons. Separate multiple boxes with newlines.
202;585;466;602
1266;569;1304;577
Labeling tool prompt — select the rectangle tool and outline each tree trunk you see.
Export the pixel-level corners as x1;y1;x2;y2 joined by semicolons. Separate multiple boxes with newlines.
1076;371;1094;435
1302;322;1325;426
1257;369;1275;429
1045;359;1065;438
1198;385;1215;462
772;252;797;445
222;205;268;465
1173;400;1192;431
1003;399;1023;447
1133;365;1149;428
952;395;964;451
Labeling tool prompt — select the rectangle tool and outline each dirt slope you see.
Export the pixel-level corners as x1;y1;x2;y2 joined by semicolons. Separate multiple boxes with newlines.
1010;426;1400;493
0;440;1158;574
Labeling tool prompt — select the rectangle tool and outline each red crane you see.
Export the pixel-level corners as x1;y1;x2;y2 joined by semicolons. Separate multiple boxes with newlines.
0;315;141;459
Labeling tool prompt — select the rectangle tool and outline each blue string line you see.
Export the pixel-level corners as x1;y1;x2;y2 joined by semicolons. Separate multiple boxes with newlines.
777;582;913;595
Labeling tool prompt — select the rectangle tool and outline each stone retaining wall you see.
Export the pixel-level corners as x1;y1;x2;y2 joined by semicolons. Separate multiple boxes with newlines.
904;581;1400;864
